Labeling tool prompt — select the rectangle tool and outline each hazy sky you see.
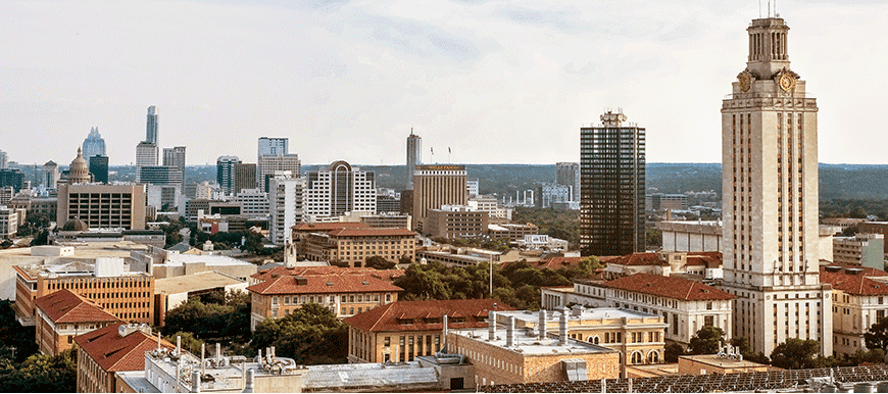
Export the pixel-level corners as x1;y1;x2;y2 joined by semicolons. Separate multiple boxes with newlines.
2;0;886;166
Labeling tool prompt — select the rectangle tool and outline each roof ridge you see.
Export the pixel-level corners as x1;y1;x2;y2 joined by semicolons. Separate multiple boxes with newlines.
368;303;395;332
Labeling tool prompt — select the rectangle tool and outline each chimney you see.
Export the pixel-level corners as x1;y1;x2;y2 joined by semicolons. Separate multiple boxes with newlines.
539;310;547;339
176;335;182;356
201;343;206;375
442;315;449;352
192;371;201;393
488;311;497;341
559;308;568;345
243;369;255;393
506;316;515;347
216;343;222;364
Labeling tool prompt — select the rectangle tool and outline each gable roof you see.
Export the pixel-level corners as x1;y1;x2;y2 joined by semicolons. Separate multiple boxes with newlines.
820;264;888;296
34;289;121;324
343;299;511;332
247;272;403;295
74;323;174;372
603;273;735;301
252;265;403;282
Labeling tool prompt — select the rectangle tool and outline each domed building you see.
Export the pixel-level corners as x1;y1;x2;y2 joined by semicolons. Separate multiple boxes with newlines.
68;148;91;184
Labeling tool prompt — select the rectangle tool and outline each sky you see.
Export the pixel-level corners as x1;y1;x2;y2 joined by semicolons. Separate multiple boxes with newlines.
2;0;887;166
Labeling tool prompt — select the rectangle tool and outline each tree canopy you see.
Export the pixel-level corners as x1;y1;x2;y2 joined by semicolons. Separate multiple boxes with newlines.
0;348;76;393
689;325;725;355
251;303;347;364
770;339;821;369
162;290;251;341
865;316;888;352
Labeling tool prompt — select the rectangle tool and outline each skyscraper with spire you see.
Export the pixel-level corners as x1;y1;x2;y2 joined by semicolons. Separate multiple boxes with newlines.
82;127;106;159
716;15;831;357
406;129;422;190
146;106;158;145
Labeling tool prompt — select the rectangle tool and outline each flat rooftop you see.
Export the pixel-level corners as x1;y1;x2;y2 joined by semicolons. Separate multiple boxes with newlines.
451;326;618;356
162;252;255;267
154;271;246;295
498;307;660;325
680;354;773;369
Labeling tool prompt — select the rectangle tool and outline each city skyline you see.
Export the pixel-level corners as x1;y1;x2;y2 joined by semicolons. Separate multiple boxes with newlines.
2;1;887;166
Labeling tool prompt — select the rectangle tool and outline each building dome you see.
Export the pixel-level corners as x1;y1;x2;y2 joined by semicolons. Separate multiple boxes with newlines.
69;148;90;183
61;218;89;232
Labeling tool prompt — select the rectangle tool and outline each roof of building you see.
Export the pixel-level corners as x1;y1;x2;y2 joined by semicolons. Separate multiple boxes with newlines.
33;289;121;324
602;273;735;301
343;299;511;333
820;264;888;296
252;265;403;282
292;222;370;232
450;326;618;356
606;252;669;267
247;272;403;295
325;228;417;237
154;271;246;295
685;252;723;267
74;323;174;372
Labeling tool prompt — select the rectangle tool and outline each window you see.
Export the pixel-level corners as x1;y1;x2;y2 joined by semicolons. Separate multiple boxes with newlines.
384;336;391;346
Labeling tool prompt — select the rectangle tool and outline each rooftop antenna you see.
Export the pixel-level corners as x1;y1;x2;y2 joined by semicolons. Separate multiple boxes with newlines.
768;0;771;17
758;0;762;18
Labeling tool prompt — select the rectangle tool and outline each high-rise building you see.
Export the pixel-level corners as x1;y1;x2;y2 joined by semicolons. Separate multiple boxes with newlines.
257;154;301;192
0;150;6;168
579;111;645;257
716;16;830;357
556;162;580;202
135;142;158;182
146;106;158;145
162;147;186;174
258;137;288;157
89;155;109;184
406;129;422;190
269;173;304;245
139;166;183;189
234;163;258;195
412;165;467;233
304;160;376;220
57;182;147;230
216;156;240;195
42;161;59;188
82;127;107;159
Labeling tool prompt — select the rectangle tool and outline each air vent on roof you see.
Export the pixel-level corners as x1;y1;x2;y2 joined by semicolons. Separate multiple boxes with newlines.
362;281;369;286
847;268;864;276
295;277;308;286
825;266;842;273
326;282;334;287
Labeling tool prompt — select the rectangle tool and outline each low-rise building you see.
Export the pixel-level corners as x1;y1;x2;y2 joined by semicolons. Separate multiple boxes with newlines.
678;354;777;375
294;224;416;268
74;323;173;393
858;221;888;256
488;223;538;242
498;307;667;365
447;313;621;387
542;273;734;346
833;233;885;270
360;212;412;231
601;251;723;280
0;205;18;238
655;221;723;253
34;289;121;356
820;264;888;357
151;250;257;282
154;271;248;326
425;205;488;239
417;246;502;267
343;299;509;363
247;268;403;330
14;250;154;327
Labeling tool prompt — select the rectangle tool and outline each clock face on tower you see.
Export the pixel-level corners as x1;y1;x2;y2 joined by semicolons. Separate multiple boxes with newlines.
739;73;751;92
779;73;796;92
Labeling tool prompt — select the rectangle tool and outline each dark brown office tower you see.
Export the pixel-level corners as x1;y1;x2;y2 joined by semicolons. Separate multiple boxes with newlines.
233;163;258;194
580;110;645;257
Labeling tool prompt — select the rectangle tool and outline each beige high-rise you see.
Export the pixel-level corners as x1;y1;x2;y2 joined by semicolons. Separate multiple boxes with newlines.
411;165;467;233
717;17;831;357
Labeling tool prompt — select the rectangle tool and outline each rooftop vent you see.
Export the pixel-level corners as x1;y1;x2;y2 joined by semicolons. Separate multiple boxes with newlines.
295;277;308;285
825;266;842;273
846;268;864;276
362;281;369;286
326;282;334;287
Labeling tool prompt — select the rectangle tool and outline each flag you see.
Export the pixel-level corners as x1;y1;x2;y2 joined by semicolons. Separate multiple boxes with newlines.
431;147;434;154
448;147;451;154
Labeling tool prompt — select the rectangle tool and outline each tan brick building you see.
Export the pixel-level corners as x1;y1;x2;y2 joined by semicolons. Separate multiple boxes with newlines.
34;289;120;357
292;223;416;268
57;183;147;230
425;205;488;239
412;165;467;233
14;257;155;327
74;323;173;393
343;298;510;363
447;316;620;387
247;266;403;330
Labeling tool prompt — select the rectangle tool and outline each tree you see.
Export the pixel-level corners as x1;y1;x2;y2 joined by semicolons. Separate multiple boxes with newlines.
162;291;251;340
730;336;770;364
0;348;76;392
865;316;888;351
689;325;725;355
770;338;821;369
166;332;204;355
664;341;685;363
398;255;413;266
365;255;395;270
251;303;347;364
0;300;38;363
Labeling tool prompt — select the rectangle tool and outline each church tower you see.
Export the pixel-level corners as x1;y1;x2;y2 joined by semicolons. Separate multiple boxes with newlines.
717;16;832;357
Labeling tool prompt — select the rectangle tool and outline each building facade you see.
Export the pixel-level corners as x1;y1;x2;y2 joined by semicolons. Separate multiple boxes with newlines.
406;130;422;190
425;205;488;239
298;227;416;268
833;234;885;270
258;137;288;157
34;289;120;356
269;174;304;245
215;155;240;195
258;154;300;192
715;16;832;357
412;165;467;233
146;106;158;144
57;183;147;230
89;155;109;184
162;147;186;179
304;160;376;220
580;110;646;257
82;127;107;159
74;323;173;393
135;142;158;182
556;162;580;202
233;162;258;194
820;265;888;357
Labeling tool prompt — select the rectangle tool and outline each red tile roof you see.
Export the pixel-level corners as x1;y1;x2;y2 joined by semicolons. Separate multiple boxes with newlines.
820;264;888;296
685;252;722;267
252;266;403;282
247;272;404;295
326;228;416;237
74;323;174;372
343;299;511;332
34;289;120;324
607;253;669;266
603;273;735;301
292;223;371;232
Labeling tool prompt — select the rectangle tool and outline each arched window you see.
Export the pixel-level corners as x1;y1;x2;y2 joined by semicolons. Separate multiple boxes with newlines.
590;336;600;344
647;350;660;364
630;351;644;364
